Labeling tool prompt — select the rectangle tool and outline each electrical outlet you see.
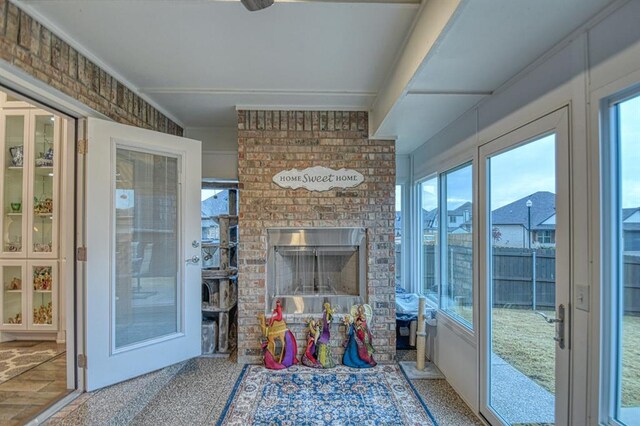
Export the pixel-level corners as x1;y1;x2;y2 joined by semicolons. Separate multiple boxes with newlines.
575;284;589;311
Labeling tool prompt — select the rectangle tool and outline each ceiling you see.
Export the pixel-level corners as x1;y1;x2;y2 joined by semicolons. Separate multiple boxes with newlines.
18;0;417;126
19;0;615;154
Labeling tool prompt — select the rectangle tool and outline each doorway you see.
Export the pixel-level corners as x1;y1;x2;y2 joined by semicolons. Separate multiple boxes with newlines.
0;87;77;423
479;109;571;425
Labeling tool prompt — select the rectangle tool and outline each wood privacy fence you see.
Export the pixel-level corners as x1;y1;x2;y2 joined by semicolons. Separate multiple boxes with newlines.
417;245;640;314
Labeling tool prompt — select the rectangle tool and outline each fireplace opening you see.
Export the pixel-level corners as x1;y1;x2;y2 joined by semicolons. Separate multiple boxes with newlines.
267;228;366;316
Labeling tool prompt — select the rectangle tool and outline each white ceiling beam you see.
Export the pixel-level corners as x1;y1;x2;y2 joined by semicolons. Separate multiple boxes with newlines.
370;0;465;137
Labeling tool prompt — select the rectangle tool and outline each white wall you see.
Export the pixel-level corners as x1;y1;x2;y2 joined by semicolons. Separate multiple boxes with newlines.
409;1;640;424
184;126;238;180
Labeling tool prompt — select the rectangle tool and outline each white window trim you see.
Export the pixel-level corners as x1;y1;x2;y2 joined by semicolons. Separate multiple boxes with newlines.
589;66;640;426
412;149;476;334
596;85;640;426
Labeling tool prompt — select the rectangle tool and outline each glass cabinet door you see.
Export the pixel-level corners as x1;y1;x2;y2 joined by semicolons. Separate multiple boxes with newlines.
29;111;59;257
1;111;29;257
0;261;27;330
28;261;57;329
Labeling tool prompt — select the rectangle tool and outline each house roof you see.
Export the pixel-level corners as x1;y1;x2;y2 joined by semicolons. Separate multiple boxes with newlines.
623;207;640;221
201;190;230;220
491;191;555;230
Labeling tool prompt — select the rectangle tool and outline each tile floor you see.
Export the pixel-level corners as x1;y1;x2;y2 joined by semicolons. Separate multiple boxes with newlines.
45;350;484;425
0;343;69;426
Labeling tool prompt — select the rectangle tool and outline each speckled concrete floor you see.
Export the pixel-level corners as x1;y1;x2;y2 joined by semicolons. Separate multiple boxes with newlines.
44;350;484;426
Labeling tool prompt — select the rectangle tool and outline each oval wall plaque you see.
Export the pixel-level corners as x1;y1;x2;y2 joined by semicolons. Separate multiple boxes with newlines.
272;166;364;192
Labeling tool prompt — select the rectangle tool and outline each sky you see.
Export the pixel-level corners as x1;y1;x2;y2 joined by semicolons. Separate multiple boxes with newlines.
420;135;556;212
621;95;640;209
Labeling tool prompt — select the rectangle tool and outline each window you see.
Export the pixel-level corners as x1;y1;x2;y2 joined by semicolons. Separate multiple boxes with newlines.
395;185;402;288
442;163;473;328
536;230;555;244
420;177;439;303
605;92;640;426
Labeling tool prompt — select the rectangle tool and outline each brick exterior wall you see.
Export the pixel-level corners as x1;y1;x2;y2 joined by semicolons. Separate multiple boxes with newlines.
237;110;396;365
0;1;183;135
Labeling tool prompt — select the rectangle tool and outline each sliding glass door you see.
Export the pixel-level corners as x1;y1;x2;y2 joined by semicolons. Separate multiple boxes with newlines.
480;109;570;425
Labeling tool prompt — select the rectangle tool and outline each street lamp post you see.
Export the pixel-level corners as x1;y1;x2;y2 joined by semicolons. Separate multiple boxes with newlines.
526;199;532;249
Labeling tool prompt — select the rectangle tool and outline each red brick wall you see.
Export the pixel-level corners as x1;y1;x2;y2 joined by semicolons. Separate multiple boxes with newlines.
0;1;182;135
237;110;396;364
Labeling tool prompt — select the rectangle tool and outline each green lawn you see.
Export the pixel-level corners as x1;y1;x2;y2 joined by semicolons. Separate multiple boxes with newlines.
492;308;640;407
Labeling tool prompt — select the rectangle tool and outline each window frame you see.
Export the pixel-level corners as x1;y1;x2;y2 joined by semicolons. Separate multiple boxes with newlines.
413;153;476;332
600;87;640;426
416;174;440;306
440;161;474;330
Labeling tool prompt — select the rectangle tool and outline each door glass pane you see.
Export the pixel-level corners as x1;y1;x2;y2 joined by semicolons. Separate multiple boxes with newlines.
114;148;180;349
2;264;23;325
616;94;640;425
442;164;473;327
488;134;556;424
420;177;438;302
4;115;25;254
32;114;55;253
395;184;402;288
31;264;53;325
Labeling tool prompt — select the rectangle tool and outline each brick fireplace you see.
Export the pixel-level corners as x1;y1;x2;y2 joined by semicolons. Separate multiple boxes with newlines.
237;110;396;365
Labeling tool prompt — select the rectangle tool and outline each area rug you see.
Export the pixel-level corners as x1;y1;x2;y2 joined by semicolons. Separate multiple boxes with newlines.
217;364;438;425
0;346;63;384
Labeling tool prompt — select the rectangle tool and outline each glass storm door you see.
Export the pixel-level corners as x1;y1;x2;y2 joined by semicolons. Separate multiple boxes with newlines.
84;118;201;391
479;109;570;425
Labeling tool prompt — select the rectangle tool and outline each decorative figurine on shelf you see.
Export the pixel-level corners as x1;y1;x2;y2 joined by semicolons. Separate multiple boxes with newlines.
7;277;21;290
33;266;52;291
258;299;298;370
342;304;377;368
34;197;53;214
33;301;52;325
7;312;21;324
9;146;23;167
301;318;322;368
315;302;336;368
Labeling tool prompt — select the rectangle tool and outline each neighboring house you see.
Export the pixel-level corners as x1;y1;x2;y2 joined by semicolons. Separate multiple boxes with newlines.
491;191;556;248
422;201;473;241
201;190;230;241
623;207;640;252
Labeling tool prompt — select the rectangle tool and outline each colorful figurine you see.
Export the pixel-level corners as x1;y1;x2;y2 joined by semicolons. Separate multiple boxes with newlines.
315;302;336;368
301;318;322;368
342;304;376;368
258;299;298;370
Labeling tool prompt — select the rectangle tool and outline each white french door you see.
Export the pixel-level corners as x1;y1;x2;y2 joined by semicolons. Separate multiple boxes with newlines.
84;118;202;391
479;108;571;425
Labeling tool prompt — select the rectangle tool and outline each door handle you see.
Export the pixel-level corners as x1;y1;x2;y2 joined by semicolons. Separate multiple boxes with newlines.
186;255;200;265
536;304;566;349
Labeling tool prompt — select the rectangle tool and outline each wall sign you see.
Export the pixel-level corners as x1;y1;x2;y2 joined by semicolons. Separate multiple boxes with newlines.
272;166;364;192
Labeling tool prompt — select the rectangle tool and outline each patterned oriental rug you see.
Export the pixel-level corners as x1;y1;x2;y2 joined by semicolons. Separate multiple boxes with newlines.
218;364;438;425
0;346;62;383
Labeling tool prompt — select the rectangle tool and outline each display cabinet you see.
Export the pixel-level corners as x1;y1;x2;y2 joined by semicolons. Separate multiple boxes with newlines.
0;105;60;334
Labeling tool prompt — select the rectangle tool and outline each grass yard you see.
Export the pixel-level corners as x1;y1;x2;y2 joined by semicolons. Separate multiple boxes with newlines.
492;308;640;407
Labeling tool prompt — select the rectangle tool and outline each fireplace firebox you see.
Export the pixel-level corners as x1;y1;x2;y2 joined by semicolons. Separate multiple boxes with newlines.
266;228;366;316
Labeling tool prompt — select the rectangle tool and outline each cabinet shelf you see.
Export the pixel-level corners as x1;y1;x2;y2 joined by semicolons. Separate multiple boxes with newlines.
4;289;22;293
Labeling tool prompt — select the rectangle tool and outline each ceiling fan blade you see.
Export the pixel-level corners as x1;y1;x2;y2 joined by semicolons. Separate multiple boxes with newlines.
241;0;274;11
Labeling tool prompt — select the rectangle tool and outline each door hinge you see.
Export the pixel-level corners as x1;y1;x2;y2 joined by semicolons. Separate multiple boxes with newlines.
77;139;88;155
76;247;87;261
77;354;87;369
